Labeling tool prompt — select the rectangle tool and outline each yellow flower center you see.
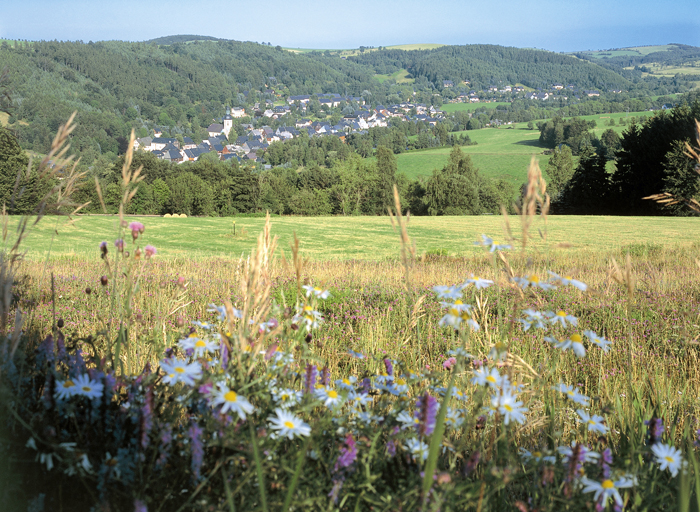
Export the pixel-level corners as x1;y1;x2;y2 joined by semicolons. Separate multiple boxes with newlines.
567;390;574;396
570;334;582;343
283;421;295;429
588;419;596;425
189;333;197;338
504;404;513;412
395;378;406;386
63;380;75;388
486;376;496;383
454;299;463;305
195;340;206;348
224;391;237;402
528;275;539;284
450;308;459;317
533;451;542;458
82;386;91;392
557;311;567;317
175;367;185;373
327;390;338;399
342;378;351;385
665;456;675;463
304;305;312;312
602;479;614;489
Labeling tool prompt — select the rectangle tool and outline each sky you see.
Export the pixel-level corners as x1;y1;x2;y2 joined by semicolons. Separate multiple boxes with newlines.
1;0;699;52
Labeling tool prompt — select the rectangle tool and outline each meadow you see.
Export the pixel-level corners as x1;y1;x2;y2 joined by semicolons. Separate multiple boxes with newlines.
3;127;700;511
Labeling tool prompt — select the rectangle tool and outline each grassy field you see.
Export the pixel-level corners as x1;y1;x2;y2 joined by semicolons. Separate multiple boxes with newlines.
574;44;678;59
12;214;700;262
374;69;414;84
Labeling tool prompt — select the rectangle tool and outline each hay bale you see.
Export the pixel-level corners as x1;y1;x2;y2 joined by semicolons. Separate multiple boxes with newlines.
179;213;188;218
163;213;171;218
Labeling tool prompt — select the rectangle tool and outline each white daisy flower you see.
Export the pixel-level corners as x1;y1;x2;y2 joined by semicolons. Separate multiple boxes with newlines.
302;284;331;299
463;274;494;290
72;374;104;400
347;390;373;409
178;333;219;358
347;350;365;359
475;234;511;253
211;383;255;419
397;410;420;430
336;376;357;390
386;376;409;396
557;443;600;464
432;284;464;301
294;305;323;331
584;330;613;352
192;320;213;330
314;387;344;409
581;475;636;508
271;388;302;409
519;448;557;464
545;310;578;328
160;358;202;386
576;409;608;434
547;271;588;291
518;308;548;331
651;443;683;477
439;300;479;331
547;334;586;358
490;388;527;425
555;383;590;406
471;367;504;388
444;407;465;428
511;275;557;291
404;438;429;462
268;409;311;439
207;303;242;321
55;378;77;399
448;348;474;359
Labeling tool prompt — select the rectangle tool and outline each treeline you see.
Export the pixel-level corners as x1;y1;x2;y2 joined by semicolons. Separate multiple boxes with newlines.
546;97;700;215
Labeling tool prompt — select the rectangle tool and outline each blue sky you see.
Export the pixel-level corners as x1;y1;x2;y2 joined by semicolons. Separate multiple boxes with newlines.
1;0;698;52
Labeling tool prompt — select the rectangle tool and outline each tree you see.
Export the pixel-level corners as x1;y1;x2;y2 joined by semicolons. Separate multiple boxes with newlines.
544;145;574;199
0;126;30;212
557;147;610;214
660;139;700;215
375;146;397;213
598;129;621;159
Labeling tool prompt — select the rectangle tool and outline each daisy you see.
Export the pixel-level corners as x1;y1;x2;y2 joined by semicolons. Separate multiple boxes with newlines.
302;285;331;299
72;374;104;400
558;443;600;464
444;407;465;428
475;234;511;253
347;350;365;359
178;333;219;358
512;275;557;291
192;320;213;330
160;358;202;386
555;383;590;406
211;383;255;419
463;274;494;290
581;475;636;508
404;438;429;462
651;443;683;477
547;271;588;291
387;376;409;396
519;448;556;464
471;367;504;388
55;378;77;399
397;410;420;429
518;308;548;331
438;300;480;331
545;310;578;328
432;284;464;301
294;305;323;331
547;334;586;358
336;376;357;390
347;390;373;409
448;348;474;359
315;387;344;409
271;388;303;409
490;388;527;425
268;409;311;439
584;330;613;352
576;409;608;434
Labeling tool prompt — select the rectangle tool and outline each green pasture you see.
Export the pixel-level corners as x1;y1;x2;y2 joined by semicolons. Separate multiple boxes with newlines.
11;215;700;262
374;69;414;84
576;45;677;59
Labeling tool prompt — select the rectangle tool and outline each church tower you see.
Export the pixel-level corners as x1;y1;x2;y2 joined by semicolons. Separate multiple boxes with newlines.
223;106;233;138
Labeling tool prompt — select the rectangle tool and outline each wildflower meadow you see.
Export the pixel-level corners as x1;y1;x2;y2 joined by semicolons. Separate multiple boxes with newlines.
2;120;700;512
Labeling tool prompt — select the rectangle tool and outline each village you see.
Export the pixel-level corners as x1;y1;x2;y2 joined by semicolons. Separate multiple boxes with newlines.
133;82;604;165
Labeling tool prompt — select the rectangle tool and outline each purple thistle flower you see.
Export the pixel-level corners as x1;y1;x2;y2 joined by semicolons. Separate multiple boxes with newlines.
144;245;157;258
599;447;612;479
333;434;357;473
415;393;438;437
129;221;145;241
133;499;147;512
114;239;125;252
644;417;665;446
383;358;394;377
188;422;204;482
304;364;318;395
99;241;108;256
220;342;229;370
320;366;330;386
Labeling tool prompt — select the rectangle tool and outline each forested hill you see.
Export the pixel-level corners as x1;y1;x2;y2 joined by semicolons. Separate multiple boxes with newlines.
144;35;224;45
347;45;631;90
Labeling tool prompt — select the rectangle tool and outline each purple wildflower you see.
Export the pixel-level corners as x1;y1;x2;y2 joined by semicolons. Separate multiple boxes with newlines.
304;364;318;395
220;342;229;369
333;434;357;472
156;423;173;468
133;499;147;512
386;426;400;457
140;385;154;449
463;450;480;476
144;245;157;258
644;417;665;446
114;239;125;252
188;422;204;482
320;366;331;387
328;477;344;504
415;393;438;437
383;358;394;377
99;241;108;256
599;447;612;479
360;377;371;395
129;221;145;241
